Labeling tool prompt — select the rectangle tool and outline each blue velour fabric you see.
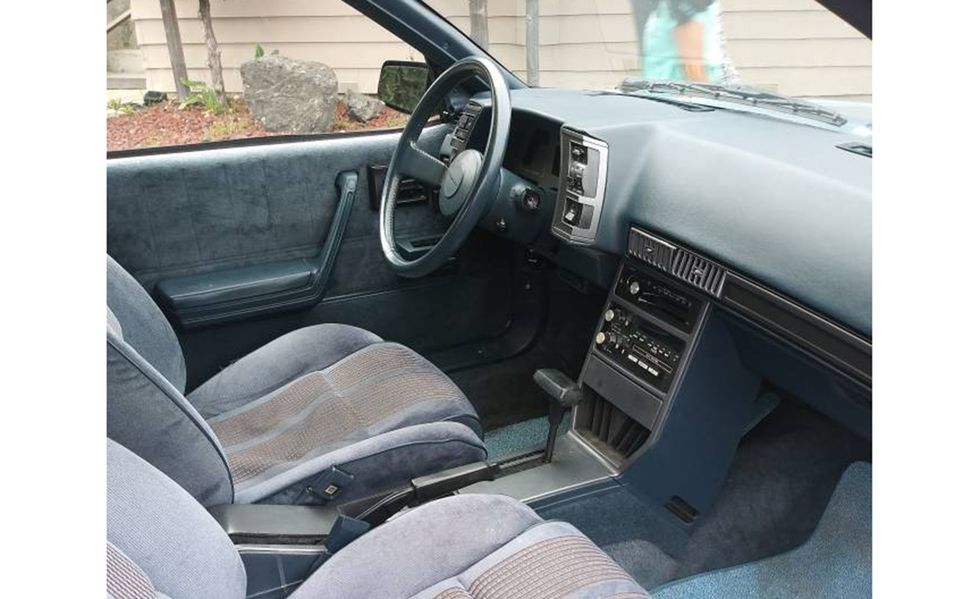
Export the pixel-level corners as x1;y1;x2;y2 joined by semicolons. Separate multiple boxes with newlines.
187;323;383;418
107;330;234;506
107;254;487;507
107;439;246;599
652;461;872;598
243;421;487;504
291;493;648;599
107;255;186;391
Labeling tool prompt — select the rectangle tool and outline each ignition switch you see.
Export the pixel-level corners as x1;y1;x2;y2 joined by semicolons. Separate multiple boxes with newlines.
511;182;542;213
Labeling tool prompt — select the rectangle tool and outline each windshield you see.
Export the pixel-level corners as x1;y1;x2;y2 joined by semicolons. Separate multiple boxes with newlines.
428;0;870;103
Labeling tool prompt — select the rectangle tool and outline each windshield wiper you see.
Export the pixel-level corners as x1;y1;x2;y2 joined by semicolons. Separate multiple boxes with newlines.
618;79;847;127
587;90;714;112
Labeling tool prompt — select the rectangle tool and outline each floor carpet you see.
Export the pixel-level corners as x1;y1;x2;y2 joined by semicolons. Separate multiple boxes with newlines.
483;413;572;459
537;401;871;589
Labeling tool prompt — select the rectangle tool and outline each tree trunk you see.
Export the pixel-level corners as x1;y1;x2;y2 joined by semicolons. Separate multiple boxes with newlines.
198;0;225;100
469;0;489;50
158;0;189;100
525;0;539;86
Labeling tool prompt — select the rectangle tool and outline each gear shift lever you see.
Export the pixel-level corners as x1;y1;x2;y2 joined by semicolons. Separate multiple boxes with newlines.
533;369;583;463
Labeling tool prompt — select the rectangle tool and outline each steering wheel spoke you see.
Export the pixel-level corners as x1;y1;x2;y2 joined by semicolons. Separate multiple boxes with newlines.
400;144;447;187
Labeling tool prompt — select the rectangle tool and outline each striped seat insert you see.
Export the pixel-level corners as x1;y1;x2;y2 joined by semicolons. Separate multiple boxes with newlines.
432;535;648;599
209;343;468;483
106;541;157;599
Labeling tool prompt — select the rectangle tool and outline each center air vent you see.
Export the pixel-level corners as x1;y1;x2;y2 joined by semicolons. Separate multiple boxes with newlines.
627;228;726;297
628;230;675;270
671;249;726;297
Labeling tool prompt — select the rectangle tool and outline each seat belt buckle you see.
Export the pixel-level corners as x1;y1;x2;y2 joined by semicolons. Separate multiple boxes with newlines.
308;466;354;502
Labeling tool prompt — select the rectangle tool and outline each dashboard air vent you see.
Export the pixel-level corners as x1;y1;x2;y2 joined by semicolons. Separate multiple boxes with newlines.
671;249;726;297
628;227;727;297
628;230;675;270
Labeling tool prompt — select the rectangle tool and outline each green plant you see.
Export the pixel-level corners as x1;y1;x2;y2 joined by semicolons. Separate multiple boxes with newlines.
179;79;228;115
254;43;265;58
206;118;248;139
107;98;137;115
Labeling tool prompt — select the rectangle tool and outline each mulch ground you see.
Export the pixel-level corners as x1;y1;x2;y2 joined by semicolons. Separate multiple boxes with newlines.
107;97;408;151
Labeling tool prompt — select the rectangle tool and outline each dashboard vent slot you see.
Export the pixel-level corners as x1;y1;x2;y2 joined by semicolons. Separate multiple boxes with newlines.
628;230;675;271
671;249;726;297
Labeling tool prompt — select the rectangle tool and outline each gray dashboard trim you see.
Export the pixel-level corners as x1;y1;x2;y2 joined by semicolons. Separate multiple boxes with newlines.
628;227;871;384
503;88;872;337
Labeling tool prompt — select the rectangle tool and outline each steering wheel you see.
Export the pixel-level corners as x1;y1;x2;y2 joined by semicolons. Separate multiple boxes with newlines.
380;56;512;278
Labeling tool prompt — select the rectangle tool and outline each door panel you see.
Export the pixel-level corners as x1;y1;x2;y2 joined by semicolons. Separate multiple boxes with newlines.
107;125;519;390
107;127;451;288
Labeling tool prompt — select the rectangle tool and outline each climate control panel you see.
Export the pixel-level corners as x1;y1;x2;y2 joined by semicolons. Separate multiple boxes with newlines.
594;305;683;393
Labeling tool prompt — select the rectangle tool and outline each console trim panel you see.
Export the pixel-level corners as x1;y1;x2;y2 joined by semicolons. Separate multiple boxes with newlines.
551;128;609;244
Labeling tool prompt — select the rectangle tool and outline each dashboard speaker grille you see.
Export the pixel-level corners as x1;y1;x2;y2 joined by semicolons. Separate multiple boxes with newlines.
671;249;726;297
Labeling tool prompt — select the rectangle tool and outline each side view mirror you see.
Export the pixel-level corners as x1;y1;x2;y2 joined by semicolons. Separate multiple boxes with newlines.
377;60;432;114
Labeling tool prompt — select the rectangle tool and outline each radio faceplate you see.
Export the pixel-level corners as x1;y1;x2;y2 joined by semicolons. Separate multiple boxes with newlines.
615;264;703;333
594;304;683;393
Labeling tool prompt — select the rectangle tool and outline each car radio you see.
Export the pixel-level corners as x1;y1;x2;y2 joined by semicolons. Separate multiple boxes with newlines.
594;305;683;393
615;264;702;333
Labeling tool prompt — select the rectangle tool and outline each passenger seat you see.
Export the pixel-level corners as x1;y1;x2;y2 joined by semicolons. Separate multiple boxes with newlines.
107;438;649;599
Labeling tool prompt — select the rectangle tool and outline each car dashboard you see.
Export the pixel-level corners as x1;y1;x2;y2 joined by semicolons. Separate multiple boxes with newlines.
450;86;872;477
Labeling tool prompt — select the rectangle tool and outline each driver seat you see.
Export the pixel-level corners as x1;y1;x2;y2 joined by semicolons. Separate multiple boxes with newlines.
107;255;486;506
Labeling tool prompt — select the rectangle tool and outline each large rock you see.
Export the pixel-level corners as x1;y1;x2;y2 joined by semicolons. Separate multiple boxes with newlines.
344;91;384;123
240;56;338;133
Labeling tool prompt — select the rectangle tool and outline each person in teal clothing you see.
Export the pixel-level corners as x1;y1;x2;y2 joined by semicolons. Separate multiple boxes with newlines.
634;0;739;84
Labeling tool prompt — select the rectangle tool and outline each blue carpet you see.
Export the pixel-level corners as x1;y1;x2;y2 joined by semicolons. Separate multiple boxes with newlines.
484;414;571;460
652;462;872;598
536;402;870;591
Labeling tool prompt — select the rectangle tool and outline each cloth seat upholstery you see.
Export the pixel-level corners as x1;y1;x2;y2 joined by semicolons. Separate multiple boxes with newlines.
107;255;486;506
106;439;649;599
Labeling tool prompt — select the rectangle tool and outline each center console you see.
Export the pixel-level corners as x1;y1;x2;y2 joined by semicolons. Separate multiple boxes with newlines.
573;238;709;467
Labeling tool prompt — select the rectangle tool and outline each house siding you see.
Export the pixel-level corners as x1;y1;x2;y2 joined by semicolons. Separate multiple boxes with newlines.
131;0;869;101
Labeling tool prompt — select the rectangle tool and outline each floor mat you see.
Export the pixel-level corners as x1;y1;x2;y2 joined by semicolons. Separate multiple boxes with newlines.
450;269;604;432
449;345;552;431
536;401;871;589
